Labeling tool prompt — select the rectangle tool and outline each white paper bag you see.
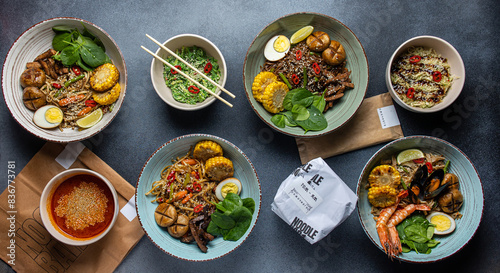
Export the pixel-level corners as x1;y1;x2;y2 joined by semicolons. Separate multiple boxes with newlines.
271;157;357;244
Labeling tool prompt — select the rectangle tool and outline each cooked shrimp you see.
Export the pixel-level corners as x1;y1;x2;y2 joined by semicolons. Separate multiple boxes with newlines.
375;190;408;257
386;203;431;256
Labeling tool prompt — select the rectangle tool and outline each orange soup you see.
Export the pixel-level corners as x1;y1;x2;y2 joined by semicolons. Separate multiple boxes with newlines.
50;174;115;239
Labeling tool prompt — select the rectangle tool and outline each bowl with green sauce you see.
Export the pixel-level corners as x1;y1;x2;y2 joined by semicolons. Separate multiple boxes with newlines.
150;34;227;111
386;36;465;113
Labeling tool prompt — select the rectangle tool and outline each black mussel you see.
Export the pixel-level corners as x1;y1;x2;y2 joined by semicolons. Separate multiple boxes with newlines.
410;166;450;200
409;165;428;200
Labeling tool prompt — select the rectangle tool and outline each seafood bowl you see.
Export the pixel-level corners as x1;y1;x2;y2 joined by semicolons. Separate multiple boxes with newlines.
243;12;369;138
135;134;261;261
357;136;483;263
2;17;127;142
150;33;227;111
385;35;465;113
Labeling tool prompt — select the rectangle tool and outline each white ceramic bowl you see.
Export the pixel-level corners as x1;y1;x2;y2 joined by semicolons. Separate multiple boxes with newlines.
385;35;465;113
2;17;127;142
40;168;119;246
150;34;227;111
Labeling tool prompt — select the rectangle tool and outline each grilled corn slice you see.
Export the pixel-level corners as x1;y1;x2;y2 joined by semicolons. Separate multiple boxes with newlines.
205;156;234;181
193;140;223;162
368;186;398;208
92;83;120;105
261;81;289;113
252;72;277;103
368;165;401;188
90;63;120;92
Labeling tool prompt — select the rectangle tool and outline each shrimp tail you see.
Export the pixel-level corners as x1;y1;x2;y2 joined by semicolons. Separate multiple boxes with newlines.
377;223;393;257
388;226;402;256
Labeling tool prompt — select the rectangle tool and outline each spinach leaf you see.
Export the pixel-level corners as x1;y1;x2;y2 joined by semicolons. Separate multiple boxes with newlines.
60;44;80;66
292;88;314;107
292;104;309;121
396;213;440;254
283;89;300;110
295;106;327;132
80;37;108;67
271;114;286;128
282;111;297;127
82;24;105;50
52;25;75;33
52;32;73;51
209;193;255;241
312;91;326;112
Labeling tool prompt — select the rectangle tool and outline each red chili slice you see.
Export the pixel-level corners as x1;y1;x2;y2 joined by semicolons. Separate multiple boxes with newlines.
425;162;433;173
406;87;415;99
193;182;202;192
409;55;421;64
52;83;62;89
72;66;81;76
85;100;97;107
433;71;442;82
194;204;203;213
188;85;200;94
296;50;302;60
171;65;181;74
312;62;321;74
204;62;212;73
291;74;300;85
413;158;425;164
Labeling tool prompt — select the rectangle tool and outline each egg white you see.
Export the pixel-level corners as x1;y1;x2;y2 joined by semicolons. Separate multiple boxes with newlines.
426;211;456;235
33;105;63;129
215;177;242;201
264;35;289;61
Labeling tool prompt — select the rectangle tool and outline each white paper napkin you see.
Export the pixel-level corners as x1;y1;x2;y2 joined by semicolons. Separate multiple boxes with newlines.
271;157;358;244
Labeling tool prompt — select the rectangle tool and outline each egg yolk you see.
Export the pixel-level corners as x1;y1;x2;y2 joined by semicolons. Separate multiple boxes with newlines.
273;35;290;53
430;215;451;231
45;108;63;124
221;183;238;198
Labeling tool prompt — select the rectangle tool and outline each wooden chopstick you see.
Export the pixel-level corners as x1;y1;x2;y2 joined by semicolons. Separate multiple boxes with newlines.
146;34;235;99
141;46;233;108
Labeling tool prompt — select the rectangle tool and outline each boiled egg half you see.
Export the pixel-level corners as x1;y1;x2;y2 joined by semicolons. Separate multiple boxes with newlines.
215;177;242;201
33;105;63;129
426;212;456;235
264;35;290;61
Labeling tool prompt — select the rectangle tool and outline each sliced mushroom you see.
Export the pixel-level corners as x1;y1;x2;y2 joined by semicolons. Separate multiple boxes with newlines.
20;68;46;88
154;203;177;227
22;87;46;111
322;40;346;66
167;214;190;238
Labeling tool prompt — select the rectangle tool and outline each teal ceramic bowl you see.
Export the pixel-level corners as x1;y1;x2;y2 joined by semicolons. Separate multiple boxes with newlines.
357;136;483;263
243;12;369;138
135;134;261;261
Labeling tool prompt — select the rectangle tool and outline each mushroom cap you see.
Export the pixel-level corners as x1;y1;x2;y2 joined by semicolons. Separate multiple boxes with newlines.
168;214;190;238
322;40;346;66
154;203;177;227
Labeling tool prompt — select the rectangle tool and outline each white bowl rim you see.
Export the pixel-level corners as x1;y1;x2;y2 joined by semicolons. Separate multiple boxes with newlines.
385;35;465;113
1;17;128;142
150;33;227;111
39;168;119;246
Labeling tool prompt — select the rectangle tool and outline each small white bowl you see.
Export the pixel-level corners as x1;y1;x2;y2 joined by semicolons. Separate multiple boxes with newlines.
40;168;119;246
385;35;465;113
150;34;227;111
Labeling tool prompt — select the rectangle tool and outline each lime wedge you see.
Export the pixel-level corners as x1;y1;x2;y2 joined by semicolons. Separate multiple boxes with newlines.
76;108;103;129
397;149;425;164
290;26;314;44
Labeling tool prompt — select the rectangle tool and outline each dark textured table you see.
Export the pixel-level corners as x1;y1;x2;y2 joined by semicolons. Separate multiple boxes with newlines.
1;1;499;272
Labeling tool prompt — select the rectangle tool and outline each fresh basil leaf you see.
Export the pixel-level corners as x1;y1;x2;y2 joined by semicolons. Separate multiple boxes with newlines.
242;198;255;214
295;106;327;132
292;104;309;121
211;211;236;230
52;25;74;33
60;44;80;66
271;114;286;128
52;32;73;51
79;37;107;67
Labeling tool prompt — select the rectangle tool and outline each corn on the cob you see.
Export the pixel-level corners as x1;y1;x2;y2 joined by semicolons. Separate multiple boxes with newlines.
90;63;119;92
368;186;399;207
205;156;234;181
261;81;289;113
252;72;278;103
368;165;401;188
92;83;120;105
193;140;223;162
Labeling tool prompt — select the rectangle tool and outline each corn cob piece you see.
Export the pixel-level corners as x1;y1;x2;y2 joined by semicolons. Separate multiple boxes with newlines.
261;81;289;113
368;186;398;207
193;140;223;162
92;83;121;105
252;72;278;103
205;156;234;182
90;63;120;92
368;165;401;188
